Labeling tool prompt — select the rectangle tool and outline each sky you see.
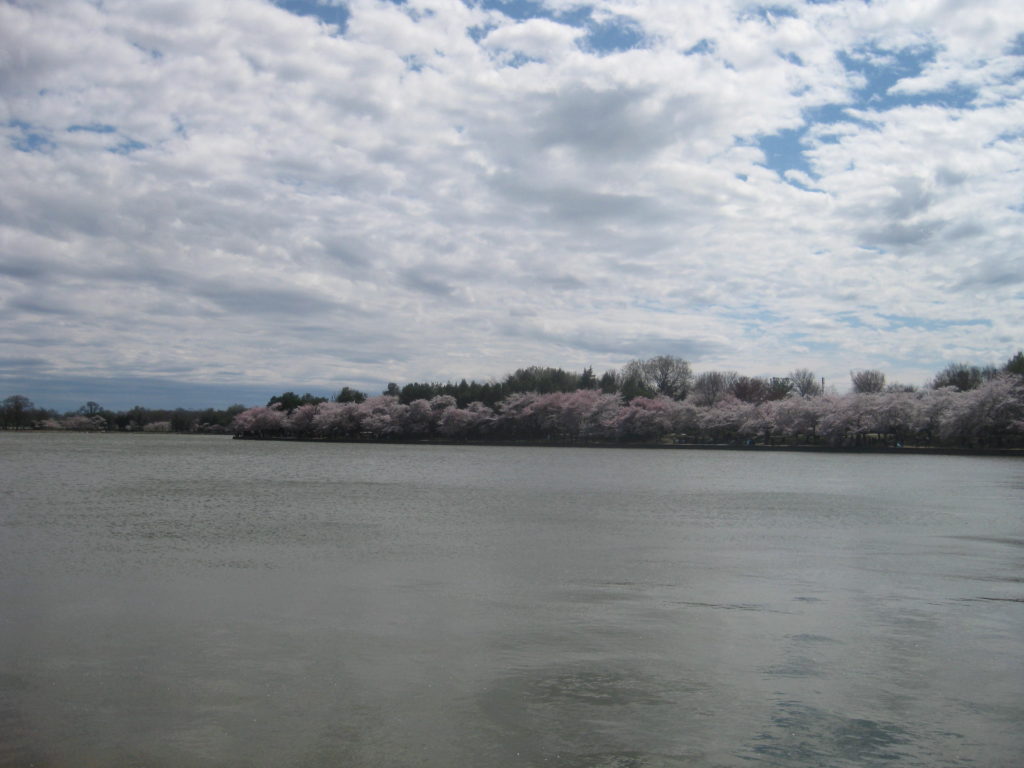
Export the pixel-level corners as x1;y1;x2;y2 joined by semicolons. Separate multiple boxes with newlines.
1;0;1022;411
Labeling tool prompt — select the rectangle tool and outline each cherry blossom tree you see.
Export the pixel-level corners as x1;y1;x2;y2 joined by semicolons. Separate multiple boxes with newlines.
437;407;475;439
232;404;287;437
912;387;960;445
438;403;495;439
221;362;1024;448
286;402;321;438
403;398;434;437
774;394;824;443
60;414;106;431
495;392;542;439
818;393;879;445
739;400;780;444
616;396;678;441
312;402;361;439
465;401;497;435
357;396;409;439
574;390;623;441
696;396;754;443
939;375;1024;447
869;390;917;445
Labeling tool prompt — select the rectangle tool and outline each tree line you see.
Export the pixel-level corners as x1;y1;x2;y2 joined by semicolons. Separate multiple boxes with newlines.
5;352;1022;447
0;396;246;433
230;353;1024;449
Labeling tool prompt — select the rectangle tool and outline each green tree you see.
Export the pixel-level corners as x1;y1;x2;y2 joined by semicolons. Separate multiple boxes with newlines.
502;366;580;394
2;394;34;429
1002;350;1024;376
400;382;438;404
170;408;194;432
334;386;367;403
268;392;326;412
765;377;794;400
127;405;148;430
931;363;988;391
618;363;655;401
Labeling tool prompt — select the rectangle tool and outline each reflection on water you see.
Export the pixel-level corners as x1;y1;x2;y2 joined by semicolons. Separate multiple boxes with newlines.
1;433;1022;767
751;701;912;765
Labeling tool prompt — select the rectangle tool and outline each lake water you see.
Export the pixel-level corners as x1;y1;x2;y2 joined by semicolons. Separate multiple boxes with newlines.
1;432;1022;767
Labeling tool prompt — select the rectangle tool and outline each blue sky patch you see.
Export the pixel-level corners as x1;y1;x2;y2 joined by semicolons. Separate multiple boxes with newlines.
476;1;644;55
108;138;147;155
131;42;163;59
753;46;976;181
582;15;645;54
503;52;544;68
685;38;715;56
477;0;588;25
9;120;56;152
756;128;817;179
468;24;492;43
834;312;870;329
804;103;871;126
273;0;350;32
746;5;799;24
68;123;117;134
886;83;978;110
838;44;937;101
834;43;978;112
879;314;992;331
402;54;425;72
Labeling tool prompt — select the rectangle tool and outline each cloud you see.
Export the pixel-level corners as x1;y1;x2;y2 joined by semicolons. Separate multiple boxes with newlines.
482;16;584;63
1;0;1022;409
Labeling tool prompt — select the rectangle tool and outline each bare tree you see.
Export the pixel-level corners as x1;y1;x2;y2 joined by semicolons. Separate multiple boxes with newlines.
850;369;886;393
643;355;693;400
691;371;738;406
619;356;693;400
731;375;767;403
789;368;822;397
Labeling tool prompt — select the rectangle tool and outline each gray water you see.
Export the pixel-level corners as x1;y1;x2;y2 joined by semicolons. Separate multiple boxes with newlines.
1;433;1022;767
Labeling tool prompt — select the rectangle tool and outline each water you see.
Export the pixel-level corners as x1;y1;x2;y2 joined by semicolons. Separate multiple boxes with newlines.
1;432;1022;767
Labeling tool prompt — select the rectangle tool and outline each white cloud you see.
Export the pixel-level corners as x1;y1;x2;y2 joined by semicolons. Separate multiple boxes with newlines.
1;0;1022;407
483;17;584;62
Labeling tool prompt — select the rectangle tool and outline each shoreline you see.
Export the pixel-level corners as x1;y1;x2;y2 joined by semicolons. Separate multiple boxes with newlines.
10;431;1020;456
231;434;1024;457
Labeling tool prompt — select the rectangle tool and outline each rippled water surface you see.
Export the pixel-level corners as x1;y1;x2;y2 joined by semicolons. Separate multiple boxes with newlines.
2;433;1023;767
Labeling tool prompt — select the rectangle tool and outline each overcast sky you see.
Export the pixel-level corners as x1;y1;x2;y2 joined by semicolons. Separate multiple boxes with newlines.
2;0;1022;410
